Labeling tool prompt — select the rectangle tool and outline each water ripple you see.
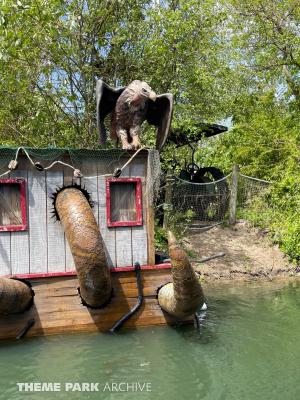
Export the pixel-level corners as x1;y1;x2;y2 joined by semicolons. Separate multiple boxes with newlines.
1;280;300;400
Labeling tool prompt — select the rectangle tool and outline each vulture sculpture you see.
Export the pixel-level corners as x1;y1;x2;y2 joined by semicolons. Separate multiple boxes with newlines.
96;79;173;151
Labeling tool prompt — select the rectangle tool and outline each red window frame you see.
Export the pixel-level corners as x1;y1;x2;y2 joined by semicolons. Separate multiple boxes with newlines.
0;178;27;232
106;177;143;227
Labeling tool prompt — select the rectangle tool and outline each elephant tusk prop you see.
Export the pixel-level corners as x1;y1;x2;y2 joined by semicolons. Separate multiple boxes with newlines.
0;278;34;315
55;187;112;308
157;231;205;319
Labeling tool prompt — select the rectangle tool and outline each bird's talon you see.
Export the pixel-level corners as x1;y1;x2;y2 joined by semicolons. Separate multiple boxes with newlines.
122;143;133;150
132;144;141;150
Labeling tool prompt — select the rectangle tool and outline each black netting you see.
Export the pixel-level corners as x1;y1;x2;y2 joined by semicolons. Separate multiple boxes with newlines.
163;171;272;229
0;146;161;203
170;175;230;223
237;174;270;209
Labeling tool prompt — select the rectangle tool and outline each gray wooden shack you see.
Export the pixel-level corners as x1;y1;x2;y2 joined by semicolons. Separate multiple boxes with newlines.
0;148;159;277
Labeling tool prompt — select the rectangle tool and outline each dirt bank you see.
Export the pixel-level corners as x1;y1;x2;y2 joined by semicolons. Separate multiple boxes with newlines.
186;221;297;281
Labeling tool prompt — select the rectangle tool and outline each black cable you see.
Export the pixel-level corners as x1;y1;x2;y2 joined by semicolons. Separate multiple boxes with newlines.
16;319;35;340
109;262;143;333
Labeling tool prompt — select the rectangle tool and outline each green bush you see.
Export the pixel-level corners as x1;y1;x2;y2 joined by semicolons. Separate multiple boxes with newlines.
199;94;300;263
154;208;195;252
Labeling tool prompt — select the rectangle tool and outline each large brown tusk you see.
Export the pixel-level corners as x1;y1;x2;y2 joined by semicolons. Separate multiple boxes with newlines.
55;188;112;308
0;278;34;315
157;231;205;319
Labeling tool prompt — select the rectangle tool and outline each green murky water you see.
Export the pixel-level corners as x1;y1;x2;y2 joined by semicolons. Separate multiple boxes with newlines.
1;279;300;400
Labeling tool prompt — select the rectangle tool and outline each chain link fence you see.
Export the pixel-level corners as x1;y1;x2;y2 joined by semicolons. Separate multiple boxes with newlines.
171;174;231;225
161;168;272;230
236;173;272;224
237;173;270;209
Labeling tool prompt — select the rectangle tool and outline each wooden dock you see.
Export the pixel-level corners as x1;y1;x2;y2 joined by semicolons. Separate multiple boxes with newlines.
0;267;192;340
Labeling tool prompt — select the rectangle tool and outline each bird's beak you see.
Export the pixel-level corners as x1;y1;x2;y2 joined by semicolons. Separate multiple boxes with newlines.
149;91;157;102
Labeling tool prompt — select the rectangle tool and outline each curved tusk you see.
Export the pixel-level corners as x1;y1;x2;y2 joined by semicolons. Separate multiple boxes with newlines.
55;187;112;308
157;231;205;319
0;278;34;315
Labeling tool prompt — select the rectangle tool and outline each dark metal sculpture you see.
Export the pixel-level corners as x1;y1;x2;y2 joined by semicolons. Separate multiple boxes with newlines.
96;79;173;151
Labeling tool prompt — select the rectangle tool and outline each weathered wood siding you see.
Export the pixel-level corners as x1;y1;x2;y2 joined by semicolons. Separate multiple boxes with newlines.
0;153;150;276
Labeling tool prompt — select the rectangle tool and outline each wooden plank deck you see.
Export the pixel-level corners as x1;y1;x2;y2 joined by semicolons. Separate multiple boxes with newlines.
0;268;192;340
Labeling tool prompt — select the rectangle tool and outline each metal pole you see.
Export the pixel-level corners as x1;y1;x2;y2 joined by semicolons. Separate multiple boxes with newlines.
163;171;174;229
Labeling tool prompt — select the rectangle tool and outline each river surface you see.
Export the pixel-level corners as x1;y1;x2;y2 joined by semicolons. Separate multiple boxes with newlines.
1;279;300;400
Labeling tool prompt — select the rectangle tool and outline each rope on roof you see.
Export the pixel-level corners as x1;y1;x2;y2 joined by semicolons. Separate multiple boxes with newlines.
0;146;148;180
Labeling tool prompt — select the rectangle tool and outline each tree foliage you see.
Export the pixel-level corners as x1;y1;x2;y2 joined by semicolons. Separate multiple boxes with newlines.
1;0;300;260
0;0;236;148
226;0;300;110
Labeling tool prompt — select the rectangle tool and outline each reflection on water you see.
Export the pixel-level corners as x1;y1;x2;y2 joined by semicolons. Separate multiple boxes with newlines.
1;279;300;400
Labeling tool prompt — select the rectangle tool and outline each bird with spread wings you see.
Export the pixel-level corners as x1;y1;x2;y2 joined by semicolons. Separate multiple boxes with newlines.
96;79;173;151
